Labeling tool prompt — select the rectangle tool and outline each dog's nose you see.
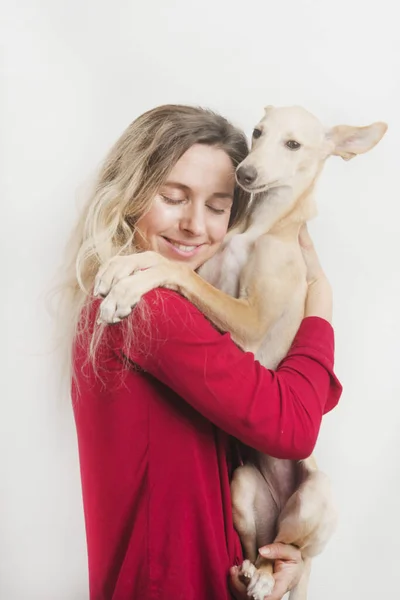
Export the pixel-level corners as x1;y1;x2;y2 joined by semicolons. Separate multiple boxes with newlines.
236;165;258;187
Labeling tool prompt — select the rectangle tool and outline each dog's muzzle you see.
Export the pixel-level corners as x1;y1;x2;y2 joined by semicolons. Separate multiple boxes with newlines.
236;164;258;187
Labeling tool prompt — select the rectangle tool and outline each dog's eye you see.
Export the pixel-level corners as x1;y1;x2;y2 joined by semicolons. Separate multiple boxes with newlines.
253;128;262;139
285;140;301;150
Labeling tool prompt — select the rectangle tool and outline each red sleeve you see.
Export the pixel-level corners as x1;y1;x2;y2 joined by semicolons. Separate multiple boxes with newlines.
113;289;342;460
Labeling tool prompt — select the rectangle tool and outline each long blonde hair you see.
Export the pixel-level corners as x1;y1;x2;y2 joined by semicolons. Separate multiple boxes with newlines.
57;104;250;379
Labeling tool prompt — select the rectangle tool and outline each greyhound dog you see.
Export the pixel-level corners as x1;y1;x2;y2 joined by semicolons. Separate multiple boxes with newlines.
95;106;387;599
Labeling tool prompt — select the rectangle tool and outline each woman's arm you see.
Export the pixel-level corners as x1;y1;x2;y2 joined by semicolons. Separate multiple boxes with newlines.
299;224;333;323
111;287;342;460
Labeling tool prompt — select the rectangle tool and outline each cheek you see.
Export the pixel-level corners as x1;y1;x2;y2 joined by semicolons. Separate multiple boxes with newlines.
271;152;301;178
137;199;176;236
298;151;317;172
209;215;230;244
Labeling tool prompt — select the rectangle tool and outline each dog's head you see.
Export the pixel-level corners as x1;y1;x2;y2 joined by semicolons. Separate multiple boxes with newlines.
236;105;387;198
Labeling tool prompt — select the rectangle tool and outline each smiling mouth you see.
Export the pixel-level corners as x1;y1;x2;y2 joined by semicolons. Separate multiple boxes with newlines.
162;237;204;254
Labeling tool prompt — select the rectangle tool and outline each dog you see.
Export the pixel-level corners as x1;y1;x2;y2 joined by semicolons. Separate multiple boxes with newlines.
95;105;387;599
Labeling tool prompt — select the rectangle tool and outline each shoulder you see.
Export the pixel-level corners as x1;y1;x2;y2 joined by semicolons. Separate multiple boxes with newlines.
136;288;217;339
132;288;207;330
108;288;220;357
138;288;199;315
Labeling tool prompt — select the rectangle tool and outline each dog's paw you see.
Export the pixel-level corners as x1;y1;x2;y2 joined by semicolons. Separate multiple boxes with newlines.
238;559;256;584
238;560;275;600
247;572;275;600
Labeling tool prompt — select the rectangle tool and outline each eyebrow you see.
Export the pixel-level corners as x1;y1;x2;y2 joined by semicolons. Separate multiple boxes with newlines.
163;181;234;200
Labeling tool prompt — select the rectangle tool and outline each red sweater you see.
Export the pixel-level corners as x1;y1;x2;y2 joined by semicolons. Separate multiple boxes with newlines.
72;289;342;600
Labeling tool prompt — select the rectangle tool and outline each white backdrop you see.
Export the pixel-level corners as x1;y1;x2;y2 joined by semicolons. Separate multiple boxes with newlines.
2;1;399;598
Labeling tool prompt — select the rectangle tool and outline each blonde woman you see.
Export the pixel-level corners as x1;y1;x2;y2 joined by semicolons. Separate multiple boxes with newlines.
65;105;342;600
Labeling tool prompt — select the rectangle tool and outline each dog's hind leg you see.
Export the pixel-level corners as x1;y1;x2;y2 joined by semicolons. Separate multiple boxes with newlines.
276;469;337;558
231;464;260;563
272;468;337;600
231;464;279;599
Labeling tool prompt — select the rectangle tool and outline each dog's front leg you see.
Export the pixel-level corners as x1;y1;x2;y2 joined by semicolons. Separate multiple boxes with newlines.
97;254;281;350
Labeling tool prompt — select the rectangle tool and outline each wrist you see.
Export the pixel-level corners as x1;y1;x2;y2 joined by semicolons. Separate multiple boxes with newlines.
304;278;333;323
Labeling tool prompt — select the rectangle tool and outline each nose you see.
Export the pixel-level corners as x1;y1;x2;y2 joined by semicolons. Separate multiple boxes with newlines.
181;203;206;236
236;164;258;187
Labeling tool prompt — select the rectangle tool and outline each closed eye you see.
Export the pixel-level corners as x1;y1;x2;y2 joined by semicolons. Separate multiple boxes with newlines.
162;195;227;215
207;205;226;215
160;194;186;204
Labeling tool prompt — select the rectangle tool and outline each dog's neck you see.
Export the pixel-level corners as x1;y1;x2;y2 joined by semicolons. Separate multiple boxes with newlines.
271;182;318;233
243;175;320;243
247;186;317;239
239;184;317;247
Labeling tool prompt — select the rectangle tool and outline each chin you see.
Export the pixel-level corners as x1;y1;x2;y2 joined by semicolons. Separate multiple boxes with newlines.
187;257;204;271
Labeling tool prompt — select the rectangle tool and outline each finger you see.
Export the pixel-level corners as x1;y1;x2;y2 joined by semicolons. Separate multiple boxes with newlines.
299;230;318;261
298;223;313;249
229;566;248;599
298;234;325;284
298;225;317;258
258;542;301;562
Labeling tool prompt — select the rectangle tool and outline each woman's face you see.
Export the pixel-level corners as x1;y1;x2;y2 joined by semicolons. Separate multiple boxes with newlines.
135;144;236;270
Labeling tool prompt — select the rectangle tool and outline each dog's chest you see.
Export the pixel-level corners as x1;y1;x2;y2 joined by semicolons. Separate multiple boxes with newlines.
199;233;252;298
201;230;308;367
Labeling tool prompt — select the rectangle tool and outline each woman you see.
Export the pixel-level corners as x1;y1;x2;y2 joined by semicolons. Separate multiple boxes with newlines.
64;104;342;600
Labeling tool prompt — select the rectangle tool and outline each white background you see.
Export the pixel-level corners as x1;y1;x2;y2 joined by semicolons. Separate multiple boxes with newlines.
1;1;399;598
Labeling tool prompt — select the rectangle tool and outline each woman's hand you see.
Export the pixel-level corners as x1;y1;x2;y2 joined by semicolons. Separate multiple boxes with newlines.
229;543;304;600
299;224;332;324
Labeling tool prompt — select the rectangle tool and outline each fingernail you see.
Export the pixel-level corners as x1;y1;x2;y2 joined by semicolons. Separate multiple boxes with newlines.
259;547;270;556
230;566;238;575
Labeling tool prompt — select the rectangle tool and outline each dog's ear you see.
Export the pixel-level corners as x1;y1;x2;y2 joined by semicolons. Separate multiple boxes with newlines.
326;122;387;160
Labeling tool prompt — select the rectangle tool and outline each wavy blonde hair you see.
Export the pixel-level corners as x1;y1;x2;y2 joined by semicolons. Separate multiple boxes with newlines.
57;104;251;379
